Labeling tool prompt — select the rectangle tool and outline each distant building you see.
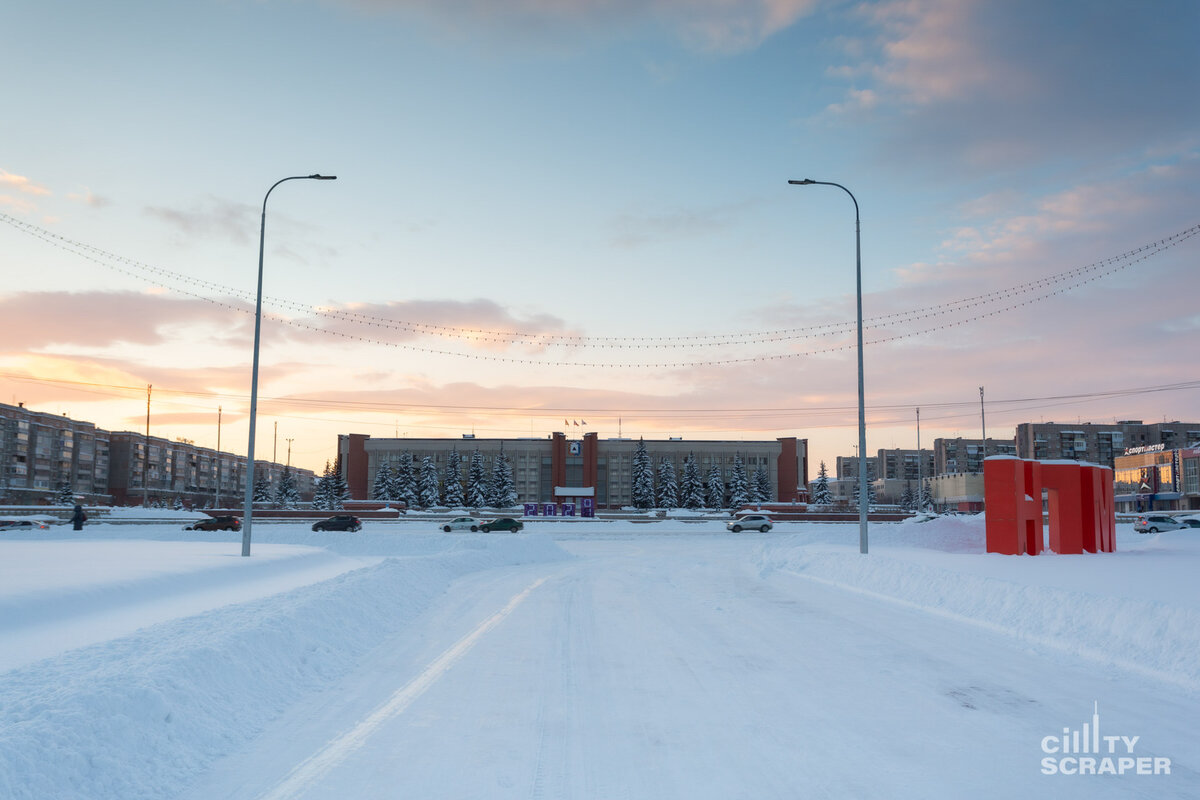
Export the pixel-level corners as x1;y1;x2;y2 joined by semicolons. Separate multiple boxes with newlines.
933;437;1016;476
339;432;808;508
1114;445;1200;513
1015;421;1200;469
0;401;309;507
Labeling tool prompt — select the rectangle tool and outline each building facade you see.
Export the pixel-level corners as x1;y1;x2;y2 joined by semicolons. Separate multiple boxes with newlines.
1015;421;1200;469
933;437;1016;476
1113;445;1200;513
0;401;310;507
339;432;808;508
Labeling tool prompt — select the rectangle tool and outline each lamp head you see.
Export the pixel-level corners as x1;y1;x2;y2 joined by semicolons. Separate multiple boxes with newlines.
788;179;816;185
308;174;338;180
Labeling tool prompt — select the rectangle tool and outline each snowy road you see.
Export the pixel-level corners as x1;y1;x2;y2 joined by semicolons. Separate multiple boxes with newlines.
174;534;1196;800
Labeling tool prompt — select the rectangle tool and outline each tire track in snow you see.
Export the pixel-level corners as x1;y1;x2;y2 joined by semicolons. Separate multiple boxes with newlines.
256;576;548;800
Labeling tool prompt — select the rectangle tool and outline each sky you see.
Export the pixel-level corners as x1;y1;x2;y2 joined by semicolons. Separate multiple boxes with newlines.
2;0;1198;477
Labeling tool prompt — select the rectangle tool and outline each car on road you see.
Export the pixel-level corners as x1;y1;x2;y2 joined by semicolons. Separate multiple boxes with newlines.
727;514;773;533
184;515;241;532
479;517;524;533
1134;514;1186;533
0;517;51;531
313;515;362;532
441;517;479;532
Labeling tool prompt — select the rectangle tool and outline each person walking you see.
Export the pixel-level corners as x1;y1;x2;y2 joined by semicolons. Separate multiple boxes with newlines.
71;504;87;531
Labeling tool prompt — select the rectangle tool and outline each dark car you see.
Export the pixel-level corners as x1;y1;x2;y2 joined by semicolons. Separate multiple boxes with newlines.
313;515;362;532
480;517;524;533
1181;518;1200;529
184;515;241;532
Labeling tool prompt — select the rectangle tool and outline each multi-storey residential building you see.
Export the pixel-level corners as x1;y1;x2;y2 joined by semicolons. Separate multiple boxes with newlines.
339;432;808;508
933;437;1016;476
0;402;111;503
1015;421;1200;469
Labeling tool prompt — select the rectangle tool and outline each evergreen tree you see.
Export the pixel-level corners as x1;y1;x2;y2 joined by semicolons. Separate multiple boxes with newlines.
681;453;704;510
253;472;272;503
443;448;464;507
393;452;416;508
466;449;488;508
727;453;750;508
418;456;440;508
705;464;725;508
900;483;916;511
919;482;934;512
488;452;517;508
811;461;833;505
753;465;771;503
275;467;300;509
631;438;655;509
851;476;877;508
372;461;394;502
656;458;679;509
54;479;74;506
312;461;332;510
330;456;349;510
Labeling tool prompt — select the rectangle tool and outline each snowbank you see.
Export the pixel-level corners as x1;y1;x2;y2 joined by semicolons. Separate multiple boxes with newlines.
757;516;1200;690
0;531;569;800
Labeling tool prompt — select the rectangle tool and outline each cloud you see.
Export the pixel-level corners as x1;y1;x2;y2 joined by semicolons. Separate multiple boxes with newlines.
338;0;819;52
144;197;257;246
610;200;753;247
67;188;113;208
0;291;249;352
823;0;1200;172
0;170;51;196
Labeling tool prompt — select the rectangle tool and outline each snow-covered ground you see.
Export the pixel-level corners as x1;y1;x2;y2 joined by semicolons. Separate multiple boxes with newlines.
1;516;1197;798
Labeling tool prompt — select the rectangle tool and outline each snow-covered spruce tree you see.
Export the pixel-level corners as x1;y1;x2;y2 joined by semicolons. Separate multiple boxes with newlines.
753;465;771;504
681;453;704;510
919;482;934;513
329;456;349;510
393;452;416;508
727;453;749;508
811;461;833;505
418;456;440;508
443;448;464;507
851;476;877;508
311;462;331;510
372;461;394;502
253;472;272;504
631;438;655;509
488;452;517;508
705;463;725;509
466;449;488;508
54;479;74;506
274;467;300;509
656;458;678;509
900;483;916;511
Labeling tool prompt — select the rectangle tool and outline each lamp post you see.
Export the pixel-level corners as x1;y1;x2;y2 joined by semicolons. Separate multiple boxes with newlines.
788;178;869;554
242;174;336;557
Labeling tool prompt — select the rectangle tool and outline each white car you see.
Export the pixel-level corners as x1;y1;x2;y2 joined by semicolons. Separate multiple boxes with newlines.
1133;514;1187;533
727;514;773;533
441;516;479;533
0;518;51;531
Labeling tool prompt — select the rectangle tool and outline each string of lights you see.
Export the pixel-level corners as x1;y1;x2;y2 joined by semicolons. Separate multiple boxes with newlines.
3;212;1196;354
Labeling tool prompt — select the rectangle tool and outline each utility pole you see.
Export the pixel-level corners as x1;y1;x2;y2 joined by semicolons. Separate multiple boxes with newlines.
273;421;278;465
216;405;222;509
143;384;152;507
980;385;987;466
916;406;923;513
286;437;294;467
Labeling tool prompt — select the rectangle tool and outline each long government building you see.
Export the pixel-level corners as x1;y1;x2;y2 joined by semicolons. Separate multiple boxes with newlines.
338;432;809;509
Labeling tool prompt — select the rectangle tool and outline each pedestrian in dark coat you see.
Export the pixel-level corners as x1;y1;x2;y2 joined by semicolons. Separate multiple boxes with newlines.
71;504;87;531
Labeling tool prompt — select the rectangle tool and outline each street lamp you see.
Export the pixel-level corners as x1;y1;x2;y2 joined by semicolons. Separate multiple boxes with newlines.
242;174;336;557
788;178;869;554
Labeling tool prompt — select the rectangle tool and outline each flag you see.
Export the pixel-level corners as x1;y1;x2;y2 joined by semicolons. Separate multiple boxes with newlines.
581;420;587;425
573;420;579;426
565;419;569;425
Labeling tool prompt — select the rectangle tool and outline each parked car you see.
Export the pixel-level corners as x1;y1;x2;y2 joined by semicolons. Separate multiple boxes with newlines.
312;515;362;532
1134;514;1186;533
441;517;479;532
184;515;241;532
727;514;773;533
0;518;51;531
479;517;524;533
1179;517;1200;529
